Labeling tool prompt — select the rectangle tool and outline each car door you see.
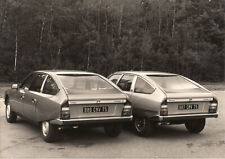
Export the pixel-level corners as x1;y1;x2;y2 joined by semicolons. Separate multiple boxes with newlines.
129;76;157;116
35;75;60;122
11;73;35;115
23;73;47;121
117;74;135;97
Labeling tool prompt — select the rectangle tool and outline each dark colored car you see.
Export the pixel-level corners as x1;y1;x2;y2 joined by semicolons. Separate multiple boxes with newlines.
5;70;132;142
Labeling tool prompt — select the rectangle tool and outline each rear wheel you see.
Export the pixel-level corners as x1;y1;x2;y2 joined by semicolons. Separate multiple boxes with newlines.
185;118;206;133
5;102;17;123
41;121;59;142
104;123;122;137
134;117;155;137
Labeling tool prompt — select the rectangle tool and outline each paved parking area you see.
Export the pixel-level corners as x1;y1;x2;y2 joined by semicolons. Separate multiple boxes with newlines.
0;91;225;158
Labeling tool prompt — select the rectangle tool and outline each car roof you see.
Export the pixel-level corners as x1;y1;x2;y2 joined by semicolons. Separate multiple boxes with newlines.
35;70;97;75
112;71;177;76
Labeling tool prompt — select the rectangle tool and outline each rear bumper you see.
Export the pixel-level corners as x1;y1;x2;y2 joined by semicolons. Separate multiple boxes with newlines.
156;113;218;122
50;116;133;126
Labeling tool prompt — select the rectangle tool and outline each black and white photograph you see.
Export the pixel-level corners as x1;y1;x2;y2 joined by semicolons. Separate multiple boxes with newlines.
0;0;225;158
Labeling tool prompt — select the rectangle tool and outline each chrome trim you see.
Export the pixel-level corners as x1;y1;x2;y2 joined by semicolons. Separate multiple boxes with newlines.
167;97;213;103
40;75;48;93
69;99;126;105
157;113;218;121
130;75;137;92
56;116;132;122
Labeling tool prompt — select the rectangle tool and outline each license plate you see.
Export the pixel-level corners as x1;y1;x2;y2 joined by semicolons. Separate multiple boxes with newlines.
83;106;108;113
178;104;199;110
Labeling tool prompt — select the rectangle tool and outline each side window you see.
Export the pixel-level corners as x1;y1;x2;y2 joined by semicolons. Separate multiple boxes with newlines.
134;77;154;94
20;74;35;90
29;74;47;92
117;74;134;91
43;76;59;95
109;74;121;84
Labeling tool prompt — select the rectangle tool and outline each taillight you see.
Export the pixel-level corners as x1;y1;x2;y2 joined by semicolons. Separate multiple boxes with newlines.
160;100;168;116
122;100;132;116
209;98;218;113
61;101;70;119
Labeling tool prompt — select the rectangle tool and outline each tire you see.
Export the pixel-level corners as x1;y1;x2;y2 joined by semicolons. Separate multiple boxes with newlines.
134;117;155;137
41;121;59;142
104;123;122;137
185;118;206;133
5;102;17;123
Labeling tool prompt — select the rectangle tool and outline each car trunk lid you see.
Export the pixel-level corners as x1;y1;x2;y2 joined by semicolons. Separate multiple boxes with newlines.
67;93;126;119
165;90;213;115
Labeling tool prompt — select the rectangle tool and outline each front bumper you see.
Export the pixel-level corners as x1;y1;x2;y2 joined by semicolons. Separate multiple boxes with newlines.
50;116;133;126
156;113;218;122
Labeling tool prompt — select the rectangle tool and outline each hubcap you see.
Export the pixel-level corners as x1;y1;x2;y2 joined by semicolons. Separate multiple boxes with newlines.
42;121;49;137
135;117;146;132
6;104;11;119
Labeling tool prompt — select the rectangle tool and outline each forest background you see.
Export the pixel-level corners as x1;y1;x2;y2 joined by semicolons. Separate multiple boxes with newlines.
0;0;225;82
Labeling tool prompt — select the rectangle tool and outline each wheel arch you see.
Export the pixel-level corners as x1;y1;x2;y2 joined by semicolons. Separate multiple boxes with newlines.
5;94;9;105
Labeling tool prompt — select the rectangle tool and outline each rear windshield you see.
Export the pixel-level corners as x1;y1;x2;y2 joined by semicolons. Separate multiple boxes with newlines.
148;75;200;92
57;74;119;94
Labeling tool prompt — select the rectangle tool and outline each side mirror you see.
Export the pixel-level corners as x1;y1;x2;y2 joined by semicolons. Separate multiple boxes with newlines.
11;84;18;89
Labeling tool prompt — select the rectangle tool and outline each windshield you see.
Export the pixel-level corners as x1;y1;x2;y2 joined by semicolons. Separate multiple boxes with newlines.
57;74;119;94
148;75;200;93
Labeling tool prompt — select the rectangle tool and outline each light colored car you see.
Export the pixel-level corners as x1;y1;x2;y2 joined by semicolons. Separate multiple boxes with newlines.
108;71;218;136
5;70;132;142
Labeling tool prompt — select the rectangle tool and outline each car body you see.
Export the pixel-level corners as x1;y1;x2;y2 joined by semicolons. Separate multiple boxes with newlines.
108;71;218;136
5;70;132;142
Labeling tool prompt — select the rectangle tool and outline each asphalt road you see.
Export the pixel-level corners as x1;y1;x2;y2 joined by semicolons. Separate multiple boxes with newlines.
0;91;225;158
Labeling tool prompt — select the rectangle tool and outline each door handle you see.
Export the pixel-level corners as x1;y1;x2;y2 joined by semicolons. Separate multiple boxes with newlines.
32;99;37;104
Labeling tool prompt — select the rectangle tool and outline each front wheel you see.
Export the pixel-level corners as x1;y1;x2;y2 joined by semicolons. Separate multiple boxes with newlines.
5;102;17;123
134;117;156;137
185;118;206;133
104;123;122;137
41;121;59;142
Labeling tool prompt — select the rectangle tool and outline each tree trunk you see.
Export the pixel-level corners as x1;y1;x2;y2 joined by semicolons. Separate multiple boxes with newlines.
105;4;108;33
166;11;169;33
87;36;90;71
0;3;7;33
87;49;90;71
49;0;53;34
50;52;54;68
39;18;45;51
172;2;176;39
56;47;61;69
158;0;161;37
97;0;101;33
141;56;144;71
14;29;18;72
224;12;225;82
118;3;124;38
